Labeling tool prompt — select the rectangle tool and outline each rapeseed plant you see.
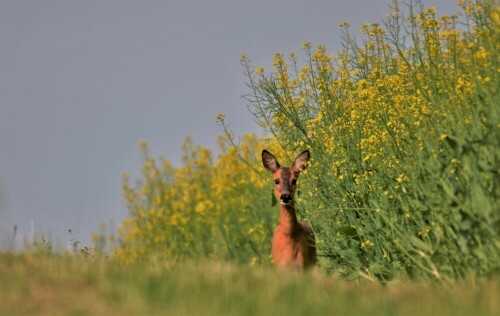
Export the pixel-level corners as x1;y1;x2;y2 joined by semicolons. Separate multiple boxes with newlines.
243;0;499;281
115;0;498;282
115;136;276;265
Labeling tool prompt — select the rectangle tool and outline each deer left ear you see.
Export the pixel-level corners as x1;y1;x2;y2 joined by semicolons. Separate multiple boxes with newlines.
292;150;310;174
262;150;281;172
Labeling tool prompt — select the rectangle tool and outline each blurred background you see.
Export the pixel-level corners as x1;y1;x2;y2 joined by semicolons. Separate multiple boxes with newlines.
0;0;456;249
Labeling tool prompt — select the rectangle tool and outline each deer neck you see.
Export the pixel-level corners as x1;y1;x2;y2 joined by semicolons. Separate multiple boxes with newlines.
279;202;299;236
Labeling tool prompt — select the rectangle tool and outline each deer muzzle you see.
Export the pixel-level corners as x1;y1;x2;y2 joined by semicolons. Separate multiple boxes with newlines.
280;193;292;205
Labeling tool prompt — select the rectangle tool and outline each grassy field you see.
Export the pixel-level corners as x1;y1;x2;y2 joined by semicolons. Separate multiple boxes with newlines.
0;252;498;316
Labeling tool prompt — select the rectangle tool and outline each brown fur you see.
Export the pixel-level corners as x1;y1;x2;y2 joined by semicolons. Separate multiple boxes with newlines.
262;150;317;269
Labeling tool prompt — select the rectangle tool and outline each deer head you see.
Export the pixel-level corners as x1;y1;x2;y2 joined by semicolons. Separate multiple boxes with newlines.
262;150;310;206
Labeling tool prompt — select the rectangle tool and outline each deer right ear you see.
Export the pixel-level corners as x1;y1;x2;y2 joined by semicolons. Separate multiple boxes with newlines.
262;150;280;172
292;150;310;174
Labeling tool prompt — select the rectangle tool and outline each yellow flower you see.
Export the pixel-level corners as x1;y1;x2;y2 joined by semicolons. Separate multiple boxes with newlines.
215;112;225;121
255;66;265;75
138;140;148;152
301;41;312;50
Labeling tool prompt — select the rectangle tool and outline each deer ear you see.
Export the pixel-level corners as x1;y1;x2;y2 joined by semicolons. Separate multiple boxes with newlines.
262;150;280;172
292;150;310;174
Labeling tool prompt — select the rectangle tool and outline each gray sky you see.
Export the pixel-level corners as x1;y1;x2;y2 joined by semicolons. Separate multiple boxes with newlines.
0;0;457;249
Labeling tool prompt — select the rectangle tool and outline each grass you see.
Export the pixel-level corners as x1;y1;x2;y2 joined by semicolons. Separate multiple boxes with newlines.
1;252;499;315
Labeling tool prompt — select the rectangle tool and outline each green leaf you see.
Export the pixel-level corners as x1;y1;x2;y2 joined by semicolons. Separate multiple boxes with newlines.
409;236;433;253
271;191;277;207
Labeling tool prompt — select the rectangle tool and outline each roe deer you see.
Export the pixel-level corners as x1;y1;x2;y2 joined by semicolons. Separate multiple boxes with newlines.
262;149;316;269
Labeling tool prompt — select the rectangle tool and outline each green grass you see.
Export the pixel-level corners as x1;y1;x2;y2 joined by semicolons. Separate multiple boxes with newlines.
1;253;498;316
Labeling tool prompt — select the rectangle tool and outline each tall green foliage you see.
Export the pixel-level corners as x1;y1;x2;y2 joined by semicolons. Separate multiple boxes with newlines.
243;0;499;281
115;0;499;282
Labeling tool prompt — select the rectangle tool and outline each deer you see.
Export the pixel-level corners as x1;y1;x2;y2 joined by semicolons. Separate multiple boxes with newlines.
262;149;316;270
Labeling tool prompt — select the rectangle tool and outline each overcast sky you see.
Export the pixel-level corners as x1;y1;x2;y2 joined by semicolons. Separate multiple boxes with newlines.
0;0;458;250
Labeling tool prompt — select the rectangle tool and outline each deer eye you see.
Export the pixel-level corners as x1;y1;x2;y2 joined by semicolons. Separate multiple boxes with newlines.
291;179;297;185
274;179;280;185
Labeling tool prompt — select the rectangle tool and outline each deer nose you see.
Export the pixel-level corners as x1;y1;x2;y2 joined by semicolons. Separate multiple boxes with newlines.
280;193;292;204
